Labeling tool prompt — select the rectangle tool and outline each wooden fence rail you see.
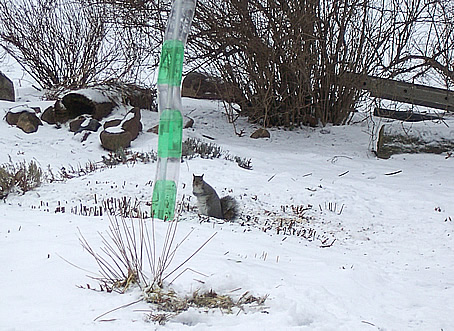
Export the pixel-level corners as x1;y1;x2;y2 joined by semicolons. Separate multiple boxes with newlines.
348;73;454;112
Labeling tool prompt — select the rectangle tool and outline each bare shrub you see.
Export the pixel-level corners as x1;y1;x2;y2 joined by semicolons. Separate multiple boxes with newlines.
0;0;106;89
0;0;162;90
190;1;369;126
79;204;216;293
380;0;454;88
191;0;454;127
79;0;169;84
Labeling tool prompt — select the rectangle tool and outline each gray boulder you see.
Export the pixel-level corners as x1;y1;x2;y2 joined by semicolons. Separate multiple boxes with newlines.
250;128;270;139
69;115;101;133
120;83;156;111
5;106;42;133
0;72;14;102
121;107;142;139
182;72;222;100
47;88;119;124
41;105;57;124
100;129;133;151
100;107;142;151
376;122;454;159
61;91;116;122
17;112;42;133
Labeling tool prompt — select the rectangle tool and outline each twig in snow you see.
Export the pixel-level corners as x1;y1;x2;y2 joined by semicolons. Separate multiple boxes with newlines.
94;298;143;321
202;134;215;140
385;170;402;176
361;320;376;326
267;174;276;182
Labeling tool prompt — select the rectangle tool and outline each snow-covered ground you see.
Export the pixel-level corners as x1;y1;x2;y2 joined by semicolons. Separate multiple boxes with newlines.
1;61;454;330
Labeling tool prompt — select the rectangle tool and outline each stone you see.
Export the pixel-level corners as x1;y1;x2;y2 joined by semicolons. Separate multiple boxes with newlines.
99;107;142;151
61;92;116;121
5;108;42;133
122;107;142;139
250;127;270;139
182;72;215;99
376;122;454;159
5;106;42;133
80;118;101;133
147;124;159;134
41;106;57;124
184;117;194;129
100;129;133;151
58;88;119;123
52;100;72;124
5;111;22;125
69;115;101;133
0;72;14;102
70;115;87;132
121;84;156;110
104;119;122;129
16;112;42;133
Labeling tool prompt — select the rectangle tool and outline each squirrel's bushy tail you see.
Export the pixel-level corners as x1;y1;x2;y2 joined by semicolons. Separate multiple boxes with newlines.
220;196;238;220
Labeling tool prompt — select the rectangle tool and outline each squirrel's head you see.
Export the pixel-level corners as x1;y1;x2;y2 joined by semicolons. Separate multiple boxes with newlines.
192;174;204;189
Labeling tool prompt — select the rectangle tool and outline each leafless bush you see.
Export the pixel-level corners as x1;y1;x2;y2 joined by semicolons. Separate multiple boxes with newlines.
191;0;454;127
79;203;216;293
0;0;163;90
0;0;105;89
381;0;454;88
190;1;368;126
79;0;170;84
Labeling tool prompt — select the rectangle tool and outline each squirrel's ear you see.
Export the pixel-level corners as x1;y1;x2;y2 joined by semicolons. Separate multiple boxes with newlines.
193;174;195;178
201;174;204;179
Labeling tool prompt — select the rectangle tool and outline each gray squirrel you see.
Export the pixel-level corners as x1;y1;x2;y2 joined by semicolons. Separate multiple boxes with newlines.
192;174;238;220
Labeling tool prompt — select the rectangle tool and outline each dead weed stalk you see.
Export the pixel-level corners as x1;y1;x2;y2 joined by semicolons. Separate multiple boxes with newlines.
79;203;216;293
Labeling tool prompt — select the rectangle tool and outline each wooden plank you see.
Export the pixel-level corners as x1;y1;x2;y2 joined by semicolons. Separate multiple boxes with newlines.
349;74;454;112
373;108;441;122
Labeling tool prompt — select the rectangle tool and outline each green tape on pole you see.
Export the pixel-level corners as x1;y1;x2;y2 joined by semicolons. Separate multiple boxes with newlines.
157;109;183;158
152;0;196;220
152;179;177;220
157;40;185;86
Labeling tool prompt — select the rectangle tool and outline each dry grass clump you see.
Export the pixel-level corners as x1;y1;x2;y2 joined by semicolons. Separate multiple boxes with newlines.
0;159;43;199
182;137;252;170
145;287;188;313
188;289;236;312
143;287;268;325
